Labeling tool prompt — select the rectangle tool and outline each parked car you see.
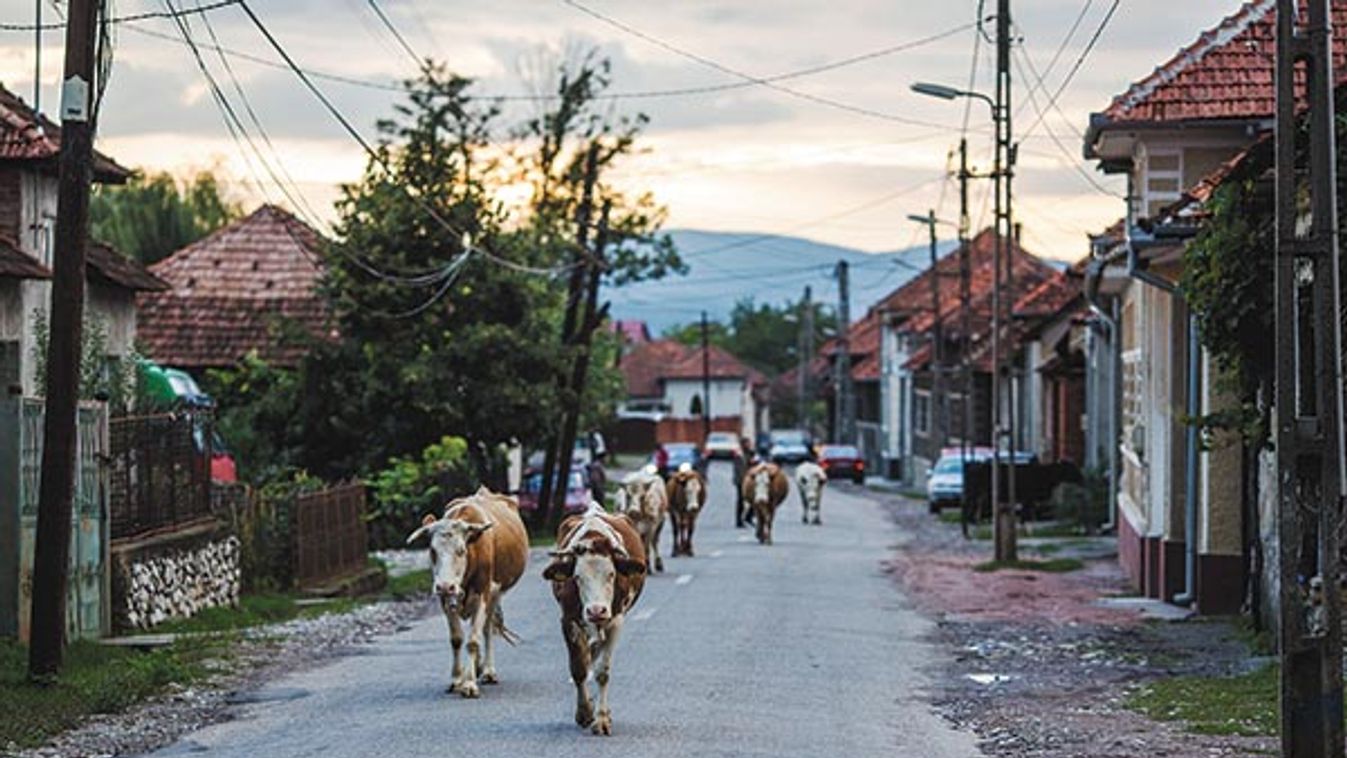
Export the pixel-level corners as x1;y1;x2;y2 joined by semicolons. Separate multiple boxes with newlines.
926;449;1033;514
768;429;812;464
140;360;238;483
516;468;592;514
817;444;865;483
703;431;739;460
652;442;703;477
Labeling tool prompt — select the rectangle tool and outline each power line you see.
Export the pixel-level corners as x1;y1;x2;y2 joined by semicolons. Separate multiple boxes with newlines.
364;0;424;71
1018;0;1120;142
558;0;969;131
0;0;238;30
1013;0;1094;121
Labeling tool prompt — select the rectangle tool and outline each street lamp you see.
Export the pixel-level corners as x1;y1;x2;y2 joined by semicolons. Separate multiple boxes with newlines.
910;82;996;115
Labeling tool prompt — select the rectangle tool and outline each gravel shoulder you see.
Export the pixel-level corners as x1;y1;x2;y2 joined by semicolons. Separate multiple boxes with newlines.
874;489;1278;758
12;597;433;758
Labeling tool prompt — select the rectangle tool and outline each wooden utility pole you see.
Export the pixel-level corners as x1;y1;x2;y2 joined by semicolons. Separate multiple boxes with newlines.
834;260;854;444
550;201;611;524
957;139;974;463
540;144;599;524
922;210;946;454
798;285;814;432
1274;1;1345;754
992;0;1018;563
29;0;99;681
700;310;712;441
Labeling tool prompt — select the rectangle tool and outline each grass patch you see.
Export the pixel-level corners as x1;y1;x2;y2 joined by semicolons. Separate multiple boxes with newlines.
1127;663;1278;737
384;568;432;599
973;558;1085;573
1027;521;1085;538
153;593;358;635
937;509;963;524
0;637;219;750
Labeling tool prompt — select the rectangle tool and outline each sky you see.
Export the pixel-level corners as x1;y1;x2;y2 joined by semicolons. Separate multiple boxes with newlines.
0;0;1244;263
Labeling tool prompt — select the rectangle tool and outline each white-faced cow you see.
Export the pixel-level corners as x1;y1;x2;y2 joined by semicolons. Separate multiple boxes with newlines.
543;503;648;736
666;466;707;557
794;461;827;525
741;462;789;545
405;486;528;698
616;468;668;573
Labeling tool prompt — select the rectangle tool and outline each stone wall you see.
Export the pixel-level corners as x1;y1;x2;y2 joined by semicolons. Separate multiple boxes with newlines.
111;520;241;631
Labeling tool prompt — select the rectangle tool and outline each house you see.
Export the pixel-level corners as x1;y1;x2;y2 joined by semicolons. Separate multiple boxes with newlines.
609;319;652;352
1012;269;1087;467
1077;0;1332;615
0;84;166;642
136;204;333;373
616;338;768;447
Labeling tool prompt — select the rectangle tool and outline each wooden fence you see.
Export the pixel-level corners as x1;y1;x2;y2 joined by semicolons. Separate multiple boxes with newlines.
292;482;369;588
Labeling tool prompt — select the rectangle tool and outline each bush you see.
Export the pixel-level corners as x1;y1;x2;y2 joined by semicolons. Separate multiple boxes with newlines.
222;470;327;592
368;436;475;549
1051;467;1110;533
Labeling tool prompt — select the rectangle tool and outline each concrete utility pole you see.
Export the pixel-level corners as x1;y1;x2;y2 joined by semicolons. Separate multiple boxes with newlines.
29;0;99;681
907;211;947;455
701;310;712;441
957;139;974;463
540;144;599;525
834;260;854;444
797;285;813;431
1274;1;1345;754
991;0;1018;563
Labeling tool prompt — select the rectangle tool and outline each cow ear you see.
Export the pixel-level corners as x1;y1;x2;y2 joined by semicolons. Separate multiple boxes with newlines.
542;559;575;581
405;515;438;545
466;522;494;543
614;557;647;577
421;514;437;527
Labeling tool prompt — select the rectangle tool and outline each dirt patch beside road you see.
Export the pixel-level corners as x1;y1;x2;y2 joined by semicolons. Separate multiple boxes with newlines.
877;491;1277;758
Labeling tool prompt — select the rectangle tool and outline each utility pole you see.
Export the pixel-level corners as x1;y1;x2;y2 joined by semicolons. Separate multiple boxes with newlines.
991;0;1018;563
957;139;974;463
834;260;854;444
797;286;813;430
550;201;611;525
540;144;599;525
922;210;945;453
701;310;712;441
29;0;99;681
1274;1;1345;754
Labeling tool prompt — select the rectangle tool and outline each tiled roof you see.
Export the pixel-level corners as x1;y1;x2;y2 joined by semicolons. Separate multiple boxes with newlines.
88;241;168;292
136;205;332;369
609;319;651;345
620;339;762;398
0;236;50;279
0;84;130;181
1096;0;1347;128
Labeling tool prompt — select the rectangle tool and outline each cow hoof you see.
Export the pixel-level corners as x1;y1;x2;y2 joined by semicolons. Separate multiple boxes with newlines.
655;559;664;573
591;710;612;736
575;703;595;727
812;518;821;526
458;681;480;699
480;670;499;685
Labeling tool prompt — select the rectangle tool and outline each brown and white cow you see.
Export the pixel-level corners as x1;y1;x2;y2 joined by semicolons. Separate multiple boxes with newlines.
405;486;528;699
542;503;647;736
666;466;707;557
741;462;789;545
615;468;668;573
794;461;827;525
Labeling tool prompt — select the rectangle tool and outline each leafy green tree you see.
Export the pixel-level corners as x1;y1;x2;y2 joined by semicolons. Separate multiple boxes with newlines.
665;298;836;377
90;170;242;265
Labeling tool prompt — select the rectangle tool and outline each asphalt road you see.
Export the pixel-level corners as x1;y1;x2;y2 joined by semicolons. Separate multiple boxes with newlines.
148;463;980;758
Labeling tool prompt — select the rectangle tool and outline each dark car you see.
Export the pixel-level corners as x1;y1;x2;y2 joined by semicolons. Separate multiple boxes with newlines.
818;444;865;483
516;469;592;514
768;429;812;464
652;442;703;477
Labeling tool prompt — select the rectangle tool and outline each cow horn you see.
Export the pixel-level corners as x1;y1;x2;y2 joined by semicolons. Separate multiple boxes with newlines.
405;518;439;545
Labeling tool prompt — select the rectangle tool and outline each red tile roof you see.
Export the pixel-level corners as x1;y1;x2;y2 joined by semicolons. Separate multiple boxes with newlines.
0;84;130;182
0;236;50;279
620;339;762;398
88;241;168;292
609;319;651;345
136;205;332;369
1095;0;1347;128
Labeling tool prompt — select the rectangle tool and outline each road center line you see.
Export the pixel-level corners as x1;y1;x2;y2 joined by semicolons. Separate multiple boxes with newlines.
629;607;658;622
710;549;725;558
675;573;694;586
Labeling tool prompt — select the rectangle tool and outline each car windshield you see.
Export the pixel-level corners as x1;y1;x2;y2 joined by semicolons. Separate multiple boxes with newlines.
933;458;964;475
772;431;807;444
707;432;735;444
823;446;859;458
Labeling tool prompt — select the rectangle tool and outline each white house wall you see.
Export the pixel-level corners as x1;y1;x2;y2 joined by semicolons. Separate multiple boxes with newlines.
663;378;747;421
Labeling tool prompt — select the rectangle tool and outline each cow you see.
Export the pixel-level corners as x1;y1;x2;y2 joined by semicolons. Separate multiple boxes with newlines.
405;486;528;699
616;467;668;573
794;461;827;525
741;462;789;545
542;503;648;736
666;466;707;557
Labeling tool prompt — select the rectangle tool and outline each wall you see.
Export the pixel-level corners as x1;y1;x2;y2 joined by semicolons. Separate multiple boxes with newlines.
663;378;745;421
111;521;241;631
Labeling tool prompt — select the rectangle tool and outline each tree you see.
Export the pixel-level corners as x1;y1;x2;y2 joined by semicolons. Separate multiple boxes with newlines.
90;170;242;264
665;298;836;377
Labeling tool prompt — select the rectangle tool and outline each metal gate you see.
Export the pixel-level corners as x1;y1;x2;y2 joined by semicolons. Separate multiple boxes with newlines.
1;398;109;642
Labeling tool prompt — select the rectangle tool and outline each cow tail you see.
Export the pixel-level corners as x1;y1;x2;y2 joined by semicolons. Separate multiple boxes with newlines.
492;603;521;646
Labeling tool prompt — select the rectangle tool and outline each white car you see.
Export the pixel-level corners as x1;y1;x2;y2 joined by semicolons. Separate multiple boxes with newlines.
703;431;739;460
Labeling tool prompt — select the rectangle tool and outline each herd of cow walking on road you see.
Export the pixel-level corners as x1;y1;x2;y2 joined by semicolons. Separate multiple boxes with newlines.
404;456;832;736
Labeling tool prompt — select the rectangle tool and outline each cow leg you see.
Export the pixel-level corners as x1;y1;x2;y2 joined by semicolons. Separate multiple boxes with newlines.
650;520;665;573
443;598;465;694
685;515;696;557
458;595;488;699
590;616;624;736
668;512;682;557
480;589;501;684
564;620;594;728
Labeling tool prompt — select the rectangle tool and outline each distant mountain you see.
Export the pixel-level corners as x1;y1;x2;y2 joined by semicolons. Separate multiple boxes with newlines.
607;230;951;334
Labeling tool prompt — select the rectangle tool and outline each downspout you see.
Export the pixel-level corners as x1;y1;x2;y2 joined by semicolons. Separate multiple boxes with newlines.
1126;226;1200;607
1084;251;1123;533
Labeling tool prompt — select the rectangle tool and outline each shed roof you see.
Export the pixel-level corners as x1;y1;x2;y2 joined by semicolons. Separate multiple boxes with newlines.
0;237;50;279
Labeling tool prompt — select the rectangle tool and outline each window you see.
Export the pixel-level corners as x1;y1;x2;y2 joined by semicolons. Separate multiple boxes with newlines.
1141;149;1183;221
689;393;703;416
913;391;931;436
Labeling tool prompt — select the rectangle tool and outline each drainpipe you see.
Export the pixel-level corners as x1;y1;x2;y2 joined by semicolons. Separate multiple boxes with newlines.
1125;226;1200;608
1084;253;1122;534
